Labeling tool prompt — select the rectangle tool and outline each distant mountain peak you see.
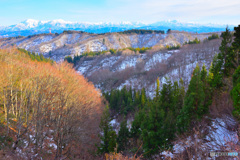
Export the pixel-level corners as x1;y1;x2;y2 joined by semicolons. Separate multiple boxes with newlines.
0;19;235;38
15;19;40;29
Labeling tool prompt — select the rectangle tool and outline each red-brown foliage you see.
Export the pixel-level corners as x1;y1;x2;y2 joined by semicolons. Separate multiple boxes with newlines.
0;48;104;159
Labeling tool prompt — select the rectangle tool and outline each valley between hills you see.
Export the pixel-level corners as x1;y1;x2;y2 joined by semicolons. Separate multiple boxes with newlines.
1;27;240;159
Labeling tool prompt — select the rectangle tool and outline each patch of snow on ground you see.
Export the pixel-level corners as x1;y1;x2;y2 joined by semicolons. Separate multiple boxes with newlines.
161;151;174;158
49;143;57;149
118;56;138;71
77;60;92;74
145;52;171;71
172;116;239;157
168;49;180;53
206;117;238;151
100;56;121;68
117;78;138;90
110;119;116;126
110;119;120;133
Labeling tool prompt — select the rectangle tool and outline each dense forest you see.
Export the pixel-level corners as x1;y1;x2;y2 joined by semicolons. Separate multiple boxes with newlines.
98;25;240;158
0;48;104;159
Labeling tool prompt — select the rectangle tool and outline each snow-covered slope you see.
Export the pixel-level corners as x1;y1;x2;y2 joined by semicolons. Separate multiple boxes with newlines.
76;39;221;96
0;31;217;61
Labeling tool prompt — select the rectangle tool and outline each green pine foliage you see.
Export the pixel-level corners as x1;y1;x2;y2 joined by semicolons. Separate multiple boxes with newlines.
209;54;223;88
103;78;187;155
209;27;237;88
128;78;185;155
141;101;166;155
184;37;201;45
103;86;146;115
117;119;130;151
98;105;117;154
127;47;152;53
18;48;53;63
208;33;219;40
142;78;185;155
140;88;147;107
154;77;160;100
232;25;240;66
166;44;180;50
201;64;213;108
64;56;73;63
231;66;240;120
130;111;144;139
177;64;207;133
108;49;116;55
218;27;235;76
231;25;240;120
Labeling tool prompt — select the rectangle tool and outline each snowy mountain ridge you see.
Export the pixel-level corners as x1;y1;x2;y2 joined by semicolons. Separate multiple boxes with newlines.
0;19;234;37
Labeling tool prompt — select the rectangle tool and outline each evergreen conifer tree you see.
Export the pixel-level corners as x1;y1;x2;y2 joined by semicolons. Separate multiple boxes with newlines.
177;64;205;132
117;119;130;151
98;105;117;153
160;77;173;112
201;64;212;110
141;102;165;155
231;66;240;120
232;25;240;66
218;27;234;76
155;77;160;99
210;54;223;88
141;88;146;107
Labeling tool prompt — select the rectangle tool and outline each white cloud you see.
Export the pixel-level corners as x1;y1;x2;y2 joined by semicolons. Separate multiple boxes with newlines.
100;0;240;25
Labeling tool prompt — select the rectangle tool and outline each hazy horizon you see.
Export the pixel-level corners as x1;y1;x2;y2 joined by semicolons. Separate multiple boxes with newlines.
0;18;237;27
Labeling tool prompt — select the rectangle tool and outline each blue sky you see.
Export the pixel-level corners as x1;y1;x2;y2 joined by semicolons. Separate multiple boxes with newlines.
0;0;239;26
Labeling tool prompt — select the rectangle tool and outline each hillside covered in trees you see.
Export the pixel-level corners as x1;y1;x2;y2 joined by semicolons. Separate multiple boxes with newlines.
0;25;240;159
0;48;104;159
97;25;240;159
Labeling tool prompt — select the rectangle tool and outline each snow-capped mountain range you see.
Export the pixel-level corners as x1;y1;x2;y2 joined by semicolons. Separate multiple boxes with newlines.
0;19;234;37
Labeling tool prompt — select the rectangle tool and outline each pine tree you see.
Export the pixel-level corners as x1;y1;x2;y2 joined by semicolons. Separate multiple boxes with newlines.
117;119;130;151
231;26;240;120
155;77;160;99
160;77;173;112
141;102;165;155
141;88;146;107
135;90;141;107
201;64;208;82
208;62;214;82
179;78;185;107
201;64;212;110
140;79;175;155
177;64;205;133
108;131;117;153
98;105;117;153
231;66;240;120
130;111;144;139
172;80;185;116
232;25;240;66
210;54;223;88
218;27;234;76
